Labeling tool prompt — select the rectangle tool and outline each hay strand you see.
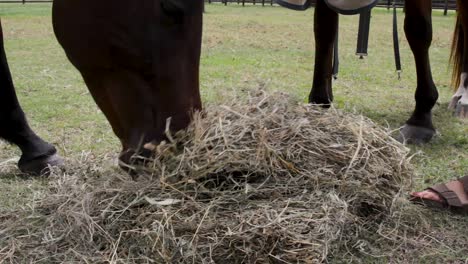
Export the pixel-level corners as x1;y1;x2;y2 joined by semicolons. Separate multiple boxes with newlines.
1;90;416;263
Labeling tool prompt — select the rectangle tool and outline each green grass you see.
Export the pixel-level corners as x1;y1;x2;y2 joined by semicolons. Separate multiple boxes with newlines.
0;3;467;262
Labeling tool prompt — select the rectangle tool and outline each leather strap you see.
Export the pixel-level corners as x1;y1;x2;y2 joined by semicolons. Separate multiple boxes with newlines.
427;184;463;208
356;10;372;58
332;26;339;79
393;0;402;79
458;175;468;194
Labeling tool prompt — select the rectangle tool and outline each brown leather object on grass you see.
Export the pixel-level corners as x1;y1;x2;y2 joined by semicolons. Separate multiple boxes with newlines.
410;175;468;215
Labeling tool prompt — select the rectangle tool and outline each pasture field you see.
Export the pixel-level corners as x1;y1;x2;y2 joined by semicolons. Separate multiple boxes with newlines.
0;3;467;262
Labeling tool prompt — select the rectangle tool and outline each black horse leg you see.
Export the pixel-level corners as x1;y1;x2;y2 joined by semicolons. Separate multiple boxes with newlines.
309;0;339;105
0;20;62;174
400;0;438;144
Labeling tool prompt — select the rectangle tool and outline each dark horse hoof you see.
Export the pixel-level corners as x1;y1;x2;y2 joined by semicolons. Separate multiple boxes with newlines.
398;124;436;145
18;153;64;176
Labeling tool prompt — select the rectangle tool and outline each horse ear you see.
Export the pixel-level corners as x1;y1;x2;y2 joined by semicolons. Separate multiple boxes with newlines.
160;0;201;16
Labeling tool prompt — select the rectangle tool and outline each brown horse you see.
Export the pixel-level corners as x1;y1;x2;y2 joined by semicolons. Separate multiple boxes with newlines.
0;0;204;174
1;0;465;175
279;0;468;144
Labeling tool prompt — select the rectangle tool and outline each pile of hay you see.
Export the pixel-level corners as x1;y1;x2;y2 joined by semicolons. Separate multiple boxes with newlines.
0;90;413;263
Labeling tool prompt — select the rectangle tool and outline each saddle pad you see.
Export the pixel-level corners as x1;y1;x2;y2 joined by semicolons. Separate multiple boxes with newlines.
325;0;379;15
275;0;311;11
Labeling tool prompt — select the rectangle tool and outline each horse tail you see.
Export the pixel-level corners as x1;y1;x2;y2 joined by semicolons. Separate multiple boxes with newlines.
450;11;464;90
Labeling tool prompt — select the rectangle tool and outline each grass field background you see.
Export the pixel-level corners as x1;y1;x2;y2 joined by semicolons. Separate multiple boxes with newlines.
0;3;467;262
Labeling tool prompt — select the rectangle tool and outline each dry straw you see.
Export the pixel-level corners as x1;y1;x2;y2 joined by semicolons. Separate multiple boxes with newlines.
1;90;415;263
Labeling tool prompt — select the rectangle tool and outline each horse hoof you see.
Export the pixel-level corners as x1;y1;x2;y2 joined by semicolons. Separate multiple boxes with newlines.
18;153;64;176
398;124;435;145
454;104;468;118
448;95;461;110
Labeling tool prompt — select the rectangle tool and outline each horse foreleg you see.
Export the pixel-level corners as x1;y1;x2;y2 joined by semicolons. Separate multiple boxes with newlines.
449;73;468;118
449;0;468;118
0;20;62;174
400;0;438;144
309;0;338;105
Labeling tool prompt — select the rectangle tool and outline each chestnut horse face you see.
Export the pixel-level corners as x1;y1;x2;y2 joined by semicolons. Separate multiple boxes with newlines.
52;0;204;168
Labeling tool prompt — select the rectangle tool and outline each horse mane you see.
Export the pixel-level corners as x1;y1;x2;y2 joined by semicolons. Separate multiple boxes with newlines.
450;12;464;90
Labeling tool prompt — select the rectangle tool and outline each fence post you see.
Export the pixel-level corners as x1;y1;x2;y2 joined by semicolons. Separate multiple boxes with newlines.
444;0;449;16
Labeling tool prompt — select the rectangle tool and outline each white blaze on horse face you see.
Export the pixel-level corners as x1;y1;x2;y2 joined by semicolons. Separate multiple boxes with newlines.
450;72;468;106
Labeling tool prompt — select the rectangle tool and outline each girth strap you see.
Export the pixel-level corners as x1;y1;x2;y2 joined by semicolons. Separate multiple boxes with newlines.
335;9;372;78
333;28;339;79
393;0;402;79
275;0;402;79
356;10;372;58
